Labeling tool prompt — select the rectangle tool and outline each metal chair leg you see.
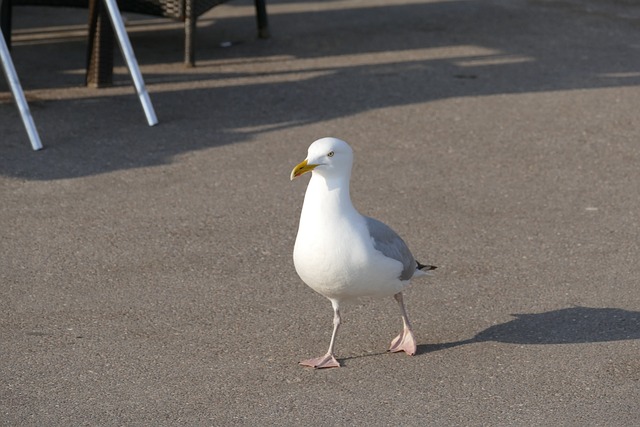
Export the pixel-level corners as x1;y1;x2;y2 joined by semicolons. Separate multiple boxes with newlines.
184;0;195;67
255;0;269;39
0;30;43;150
101;0;158;126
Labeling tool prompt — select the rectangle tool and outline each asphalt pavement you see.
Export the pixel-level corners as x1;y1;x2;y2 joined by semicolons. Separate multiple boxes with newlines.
2;0;640;424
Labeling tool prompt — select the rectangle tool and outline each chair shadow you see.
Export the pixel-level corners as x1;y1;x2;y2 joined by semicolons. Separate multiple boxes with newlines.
6;0;640;180
416;306;640;355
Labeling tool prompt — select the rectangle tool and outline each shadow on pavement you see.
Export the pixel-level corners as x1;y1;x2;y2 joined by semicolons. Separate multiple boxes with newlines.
3;0;640;180
418;306;640;354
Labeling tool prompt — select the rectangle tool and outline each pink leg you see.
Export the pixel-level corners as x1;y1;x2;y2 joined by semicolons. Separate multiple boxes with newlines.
300;300;341;368
389;292;417;356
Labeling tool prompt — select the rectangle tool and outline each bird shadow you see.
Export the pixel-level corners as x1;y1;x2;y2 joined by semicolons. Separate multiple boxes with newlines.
416;306;640;355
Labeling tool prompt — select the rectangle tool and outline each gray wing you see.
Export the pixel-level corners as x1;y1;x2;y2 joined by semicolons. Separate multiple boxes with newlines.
364;216;417;281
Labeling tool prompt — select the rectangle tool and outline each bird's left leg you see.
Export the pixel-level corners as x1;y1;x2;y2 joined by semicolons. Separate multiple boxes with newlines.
389;292;417;355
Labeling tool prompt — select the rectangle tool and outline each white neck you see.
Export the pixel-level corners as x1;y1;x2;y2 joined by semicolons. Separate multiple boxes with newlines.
301;171;358;220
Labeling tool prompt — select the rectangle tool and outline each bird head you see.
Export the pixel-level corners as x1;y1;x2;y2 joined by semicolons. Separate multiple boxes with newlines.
290;137;354;181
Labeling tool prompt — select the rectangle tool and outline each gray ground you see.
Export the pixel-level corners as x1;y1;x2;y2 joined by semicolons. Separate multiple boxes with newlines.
2;0;640;425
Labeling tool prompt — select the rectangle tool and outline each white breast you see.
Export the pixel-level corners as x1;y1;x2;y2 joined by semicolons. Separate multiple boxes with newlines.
293;196;408;301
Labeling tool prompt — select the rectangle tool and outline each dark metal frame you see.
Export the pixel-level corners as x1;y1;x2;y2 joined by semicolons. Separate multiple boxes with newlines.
0;0;269;86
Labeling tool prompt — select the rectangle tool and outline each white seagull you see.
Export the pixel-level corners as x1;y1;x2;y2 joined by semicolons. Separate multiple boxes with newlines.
290;137;436;369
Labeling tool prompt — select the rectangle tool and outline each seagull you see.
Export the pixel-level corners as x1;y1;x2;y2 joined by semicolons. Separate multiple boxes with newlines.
290;137;436;369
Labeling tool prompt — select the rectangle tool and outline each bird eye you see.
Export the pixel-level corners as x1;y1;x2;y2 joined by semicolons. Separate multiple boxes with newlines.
327;151;334;157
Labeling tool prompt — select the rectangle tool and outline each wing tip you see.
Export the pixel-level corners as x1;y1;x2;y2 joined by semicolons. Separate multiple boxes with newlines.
417;262;437;272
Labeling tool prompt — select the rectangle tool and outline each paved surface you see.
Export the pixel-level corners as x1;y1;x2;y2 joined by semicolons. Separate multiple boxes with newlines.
2;0;640;424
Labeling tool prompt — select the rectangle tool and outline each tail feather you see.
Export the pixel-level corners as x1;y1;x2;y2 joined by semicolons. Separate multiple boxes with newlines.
417;261;437;272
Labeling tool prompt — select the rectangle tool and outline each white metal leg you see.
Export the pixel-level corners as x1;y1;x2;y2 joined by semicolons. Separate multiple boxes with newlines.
102;0;158;126
0;31;43;150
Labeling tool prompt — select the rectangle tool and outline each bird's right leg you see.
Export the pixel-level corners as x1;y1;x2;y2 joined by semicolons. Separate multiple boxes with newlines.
300;300;341;368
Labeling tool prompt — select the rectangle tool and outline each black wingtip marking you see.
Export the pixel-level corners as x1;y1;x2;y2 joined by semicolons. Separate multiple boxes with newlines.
417;261;437;271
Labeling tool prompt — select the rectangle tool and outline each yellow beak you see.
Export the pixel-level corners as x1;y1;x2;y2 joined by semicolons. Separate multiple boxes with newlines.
290;159;318;180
